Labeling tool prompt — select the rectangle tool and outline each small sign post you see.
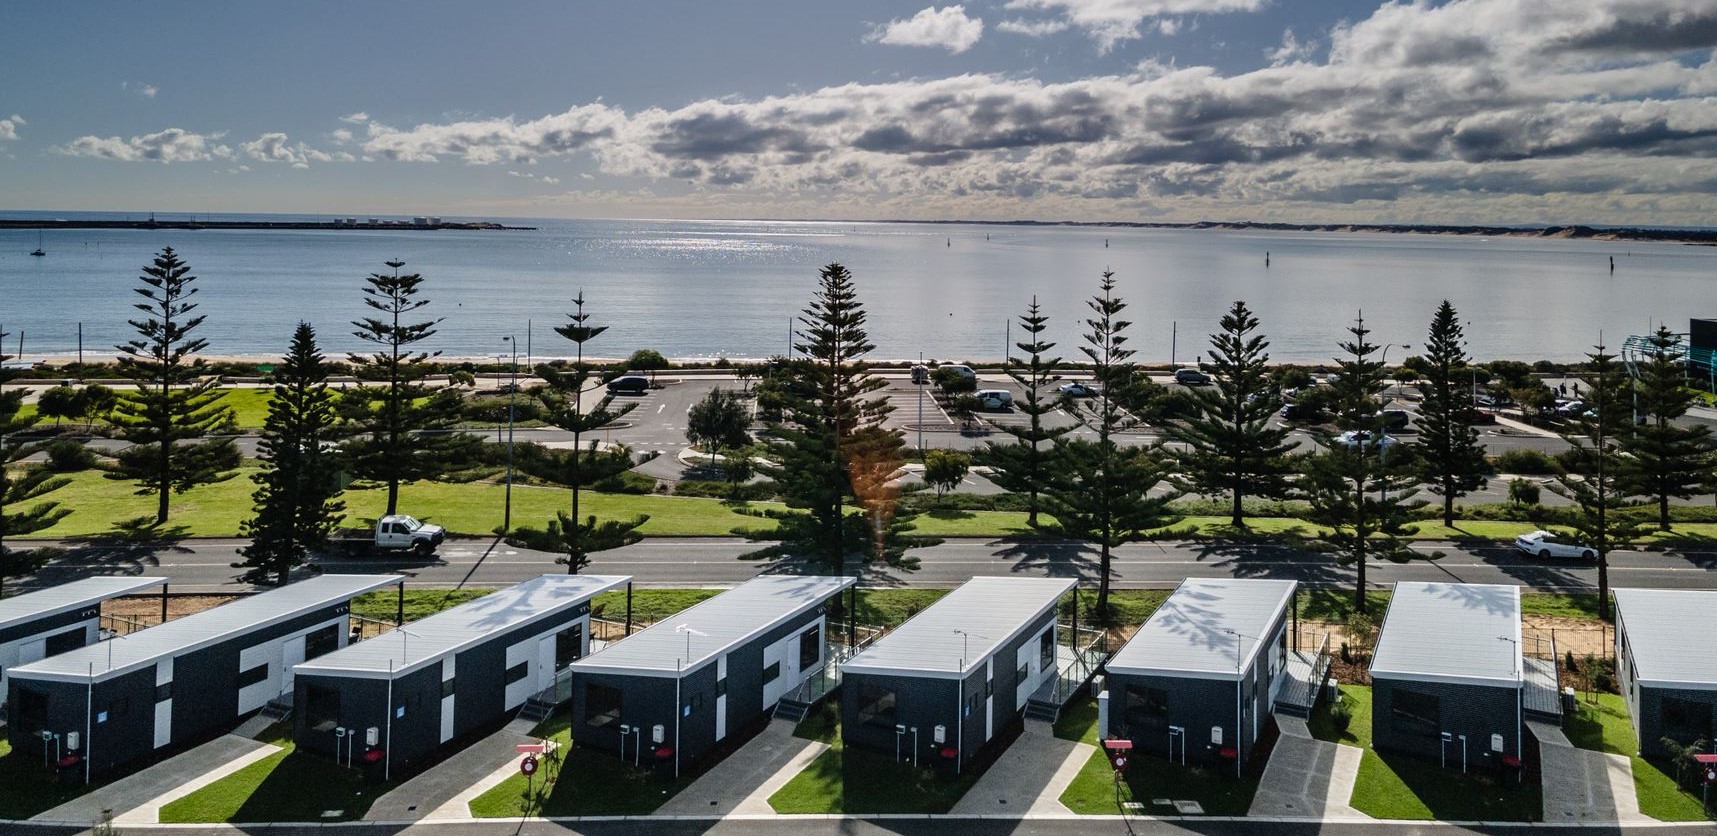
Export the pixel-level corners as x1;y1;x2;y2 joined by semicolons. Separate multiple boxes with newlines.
521;754;539;812
1102;739;1134;809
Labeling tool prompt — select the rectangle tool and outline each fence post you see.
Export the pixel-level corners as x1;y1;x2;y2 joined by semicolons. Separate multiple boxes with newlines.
161;583;169;624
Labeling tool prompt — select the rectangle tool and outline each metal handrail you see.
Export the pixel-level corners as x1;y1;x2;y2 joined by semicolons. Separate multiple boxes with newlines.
1049;625;1109;704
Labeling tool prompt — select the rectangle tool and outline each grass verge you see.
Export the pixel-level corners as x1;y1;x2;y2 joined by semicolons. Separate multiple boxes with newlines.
1054;697;1258;816
158;723;394;823
1309;685;1540;821
767;730;980;813
1563;692;1713;821
467;714;694;816
0;736;96;820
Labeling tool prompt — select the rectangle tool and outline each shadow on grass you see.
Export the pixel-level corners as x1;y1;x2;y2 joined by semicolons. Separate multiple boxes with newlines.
517;746;695;816
923;508;976;520
227;751;389;823
771;741;979;814
0;745;93;820
1361;750;1541;822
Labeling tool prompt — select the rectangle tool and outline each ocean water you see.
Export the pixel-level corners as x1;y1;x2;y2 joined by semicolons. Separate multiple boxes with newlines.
1;213;1713;364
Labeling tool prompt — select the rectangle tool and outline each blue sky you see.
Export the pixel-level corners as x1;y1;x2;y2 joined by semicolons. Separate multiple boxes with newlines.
3;0;1715;225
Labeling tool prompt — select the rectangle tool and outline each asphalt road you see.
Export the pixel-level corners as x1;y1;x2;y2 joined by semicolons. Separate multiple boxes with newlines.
3;817;1713;836
13;534;1716;594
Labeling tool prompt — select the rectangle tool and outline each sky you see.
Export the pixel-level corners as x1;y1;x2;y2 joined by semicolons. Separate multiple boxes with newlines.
3;0;1717;225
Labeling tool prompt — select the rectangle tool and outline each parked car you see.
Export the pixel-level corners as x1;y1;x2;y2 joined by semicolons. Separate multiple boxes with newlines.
1467;408;1498;425
1279;402;1316;421
1059;381;1099;398
1554;399;1588;418
1333;429;1400;451
975;389;1014;411
1173;368;1211;385
942;364;976;379
911;364;930;384
606;374;650;394
1515;530;1595;561
1376;409;1412;431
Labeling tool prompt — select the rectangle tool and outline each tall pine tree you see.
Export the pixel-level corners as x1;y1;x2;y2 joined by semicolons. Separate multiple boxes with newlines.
236;323;346;586
982;297;1070;528
1;326;69;597
1551;344;1641;620
1301;312;1427;616
752;263;922;568
513;293;647;574
1044;271;1179;622
1621;326;1714;530
109;247;240;526
1169;300;1294;528
342;260;477;515
1415;301;1488;527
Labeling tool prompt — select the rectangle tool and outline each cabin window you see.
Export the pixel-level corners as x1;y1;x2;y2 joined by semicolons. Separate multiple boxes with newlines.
1124;686;1169;733
1039;628;1055;671
857;684;897;729
1390;689;1441;739
305;684;341;733
799;626;821;670
1017;662;1029;686
155;682;173;703
304;624;340;661
584;683;622;728
556;623;585;669
504;662;529;685
1662;696;1713;743
763;661;781;684
441;678;456;700
237;663;269;688
12;686;48;736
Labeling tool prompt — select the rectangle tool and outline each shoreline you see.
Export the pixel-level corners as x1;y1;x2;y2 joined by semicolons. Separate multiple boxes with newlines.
851;218;1717;247
0;219;535;231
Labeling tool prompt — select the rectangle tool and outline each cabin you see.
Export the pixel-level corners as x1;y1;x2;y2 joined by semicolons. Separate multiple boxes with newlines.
1613;588;1717;758
1101;578;1312;772
1369;582;1558;769
0;577;167;696
566;574;855;776
838;577;1075;774
290;574;630;779
4;574;400;782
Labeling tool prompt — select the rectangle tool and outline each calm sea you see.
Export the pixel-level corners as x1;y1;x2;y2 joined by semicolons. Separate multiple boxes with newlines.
1;213;1712;364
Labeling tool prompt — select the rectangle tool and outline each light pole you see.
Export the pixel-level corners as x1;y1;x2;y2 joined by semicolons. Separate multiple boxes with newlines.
1377;343;1411;504
1499;635;1520;771
917;351;925;454
1223;628;1244;778
501;336;519;533
1380;343;1411;406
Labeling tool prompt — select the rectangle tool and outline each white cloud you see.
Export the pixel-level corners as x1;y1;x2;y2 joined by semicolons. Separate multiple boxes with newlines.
55;128;231;163
361;104;625;163
122;81;159;98
340;111;370;124
0;114;23;141
1267;28;1314;65
1002;0;1263;51
865;5;985;53
330;128;354;143
241;132;337;168
997;18;1070;36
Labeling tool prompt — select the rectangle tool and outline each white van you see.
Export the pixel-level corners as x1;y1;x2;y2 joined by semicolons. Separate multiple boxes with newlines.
976;389;1014;411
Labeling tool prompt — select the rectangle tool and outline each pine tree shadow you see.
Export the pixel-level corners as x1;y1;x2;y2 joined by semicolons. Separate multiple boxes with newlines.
989;538;1103;582
47;517;192;576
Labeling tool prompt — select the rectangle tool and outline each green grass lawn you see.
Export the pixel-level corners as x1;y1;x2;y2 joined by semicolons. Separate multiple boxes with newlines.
1562;693;1713;821
0;735;98;820
1294;589;1605;623
767;726;981;814
158;723;395;823
1309;685;1540;821
467;714;695;817
1053;697;1258;816
5;468;786;538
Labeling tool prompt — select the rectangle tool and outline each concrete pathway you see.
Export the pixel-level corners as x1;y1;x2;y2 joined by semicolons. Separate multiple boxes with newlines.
1248;717;1366;819
657;718;830;816
949;720;1093;815
32;734;280;825
1529;720;1650;824
364;718;539;822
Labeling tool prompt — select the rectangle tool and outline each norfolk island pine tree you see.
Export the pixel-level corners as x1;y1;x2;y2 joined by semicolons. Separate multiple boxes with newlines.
516;293;647;574
1301;312;1432;616
342;260;478;516
982;296;1071;529
1550;343;1641;621
237;323;346;587
0;325;69;597
1043;271;1180;622
1415;301;1488;528
1621;326;1715;530
108;247;240;526
1168;300;1295;528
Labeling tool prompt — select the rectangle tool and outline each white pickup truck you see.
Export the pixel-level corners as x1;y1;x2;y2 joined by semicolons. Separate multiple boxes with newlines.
330;515;447;557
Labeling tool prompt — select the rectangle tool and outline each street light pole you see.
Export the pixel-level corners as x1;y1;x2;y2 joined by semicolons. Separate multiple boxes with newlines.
502;336;518;534
1378;343;1411;505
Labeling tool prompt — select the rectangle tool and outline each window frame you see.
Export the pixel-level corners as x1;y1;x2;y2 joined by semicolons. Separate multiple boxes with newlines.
584;682;623;729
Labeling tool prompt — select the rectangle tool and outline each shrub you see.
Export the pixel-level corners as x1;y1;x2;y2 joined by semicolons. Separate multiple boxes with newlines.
1493;448;1559;475
1508;477;1541;506
1328;695;1354;733
45;439;98;472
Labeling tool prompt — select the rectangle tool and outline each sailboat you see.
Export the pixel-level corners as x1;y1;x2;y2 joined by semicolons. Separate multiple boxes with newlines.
30;230;45;257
